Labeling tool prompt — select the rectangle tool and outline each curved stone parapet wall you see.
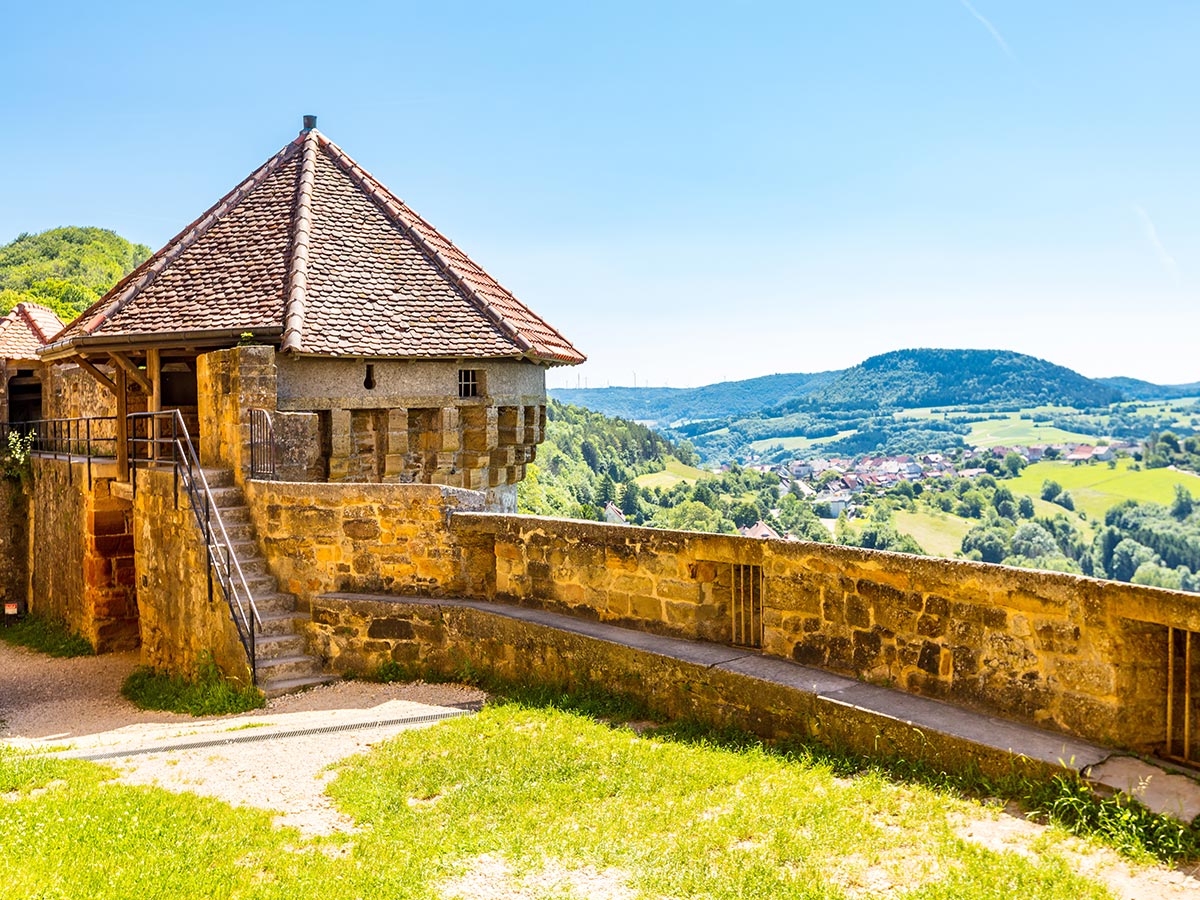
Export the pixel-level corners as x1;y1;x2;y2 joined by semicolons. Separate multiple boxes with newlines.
449;513;1183;752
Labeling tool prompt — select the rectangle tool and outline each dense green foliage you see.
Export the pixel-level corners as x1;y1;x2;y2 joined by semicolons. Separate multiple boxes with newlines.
0;226;150;322
121;653;264;715
0;613;93;657
520;402;831;539
518;401;678;519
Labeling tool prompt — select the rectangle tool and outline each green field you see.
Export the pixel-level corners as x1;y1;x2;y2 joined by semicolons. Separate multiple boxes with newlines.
892;508;974;557
965;415;1100;448
748;429;857;453
1007;459;1200;521
634;457;712;489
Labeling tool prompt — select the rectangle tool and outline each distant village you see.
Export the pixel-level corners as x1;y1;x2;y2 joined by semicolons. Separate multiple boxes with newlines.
706;440;1140;541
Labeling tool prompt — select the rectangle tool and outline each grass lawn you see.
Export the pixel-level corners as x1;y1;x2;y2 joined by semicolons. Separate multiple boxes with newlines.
634;458;712;489
893;507;974;558
1008;459;1200;521
0;704;1159;899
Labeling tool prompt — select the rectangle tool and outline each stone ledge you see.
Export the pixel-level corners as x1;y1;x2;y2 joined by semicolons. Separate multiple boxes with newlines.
320;592;1113;776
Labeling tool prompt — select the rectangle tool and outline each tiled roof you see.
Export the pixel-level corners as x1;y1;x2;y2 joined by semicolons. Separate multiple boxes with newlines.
47;123;584;366
0;303;65;360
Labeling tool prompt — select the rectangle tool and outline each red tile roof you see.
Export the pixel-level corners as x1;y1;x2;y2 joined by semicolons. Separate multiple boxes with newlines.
0;303;66;360
47;124;584;366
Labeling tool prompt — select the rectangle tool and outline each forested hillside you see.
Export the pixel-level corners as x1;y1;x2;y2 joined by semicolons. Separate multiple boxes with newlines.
519;401;832;541
0;227;150;322
814;349;1122;409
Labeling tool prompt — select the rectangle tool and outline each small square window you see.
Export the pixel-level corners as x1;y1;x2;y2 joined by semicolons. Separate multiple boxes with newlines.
458;369;480;399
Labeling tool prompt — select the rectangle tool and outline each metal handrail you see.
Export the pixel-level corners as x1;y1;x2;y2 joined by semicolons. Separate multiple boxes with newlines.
127;410;263;683
2;416;119;489
249;408;276;480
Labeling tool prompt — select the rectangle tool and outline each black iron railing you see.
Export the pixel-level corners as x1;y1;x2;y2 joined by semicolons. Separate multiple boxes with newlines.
0;417;117;488
249;408;276;480
127;410;263;683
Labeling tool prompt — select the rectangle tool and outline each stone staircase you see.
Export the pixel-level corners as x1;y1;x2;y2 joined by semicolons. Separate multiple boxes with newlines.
201;468;336;697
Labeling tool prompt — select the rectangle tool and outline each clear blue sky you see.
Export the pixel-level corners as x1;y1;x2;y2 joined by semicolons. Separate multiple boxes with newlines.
3;1;1197;387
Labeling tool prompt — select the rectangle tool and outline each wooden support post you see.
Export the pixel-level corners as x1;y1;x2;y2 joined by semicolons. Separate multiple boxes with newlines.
147;348;161;459
115;366;129;481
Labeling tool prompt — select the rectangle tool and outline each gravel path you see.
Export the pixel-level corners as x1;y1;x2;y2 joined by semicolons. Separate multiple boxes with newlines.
0;641;485;834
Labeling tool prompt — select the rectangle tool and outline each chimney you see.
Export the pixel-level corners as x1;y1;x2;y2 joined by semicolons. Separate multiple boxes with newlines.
302;114;317;131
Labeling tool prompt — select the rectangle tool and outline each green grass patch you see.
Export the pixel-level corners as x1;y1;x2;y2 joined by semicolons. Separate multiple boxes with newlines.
1008;458;1200;521
893;507;974;557
0;614;93;657
966;413;1101;448
634;457;712;488
121;654;264;716
2;678;1196;898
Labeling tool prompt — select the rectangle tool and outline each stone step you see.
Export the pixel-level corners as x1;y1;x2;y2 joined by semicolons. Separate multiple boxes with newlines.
256;653;325;683
248;591;296;616
222;522;255;543
200;468;235;488
217;507;252;527
259;673;340;699
208;486;246;509
257;611;307;637
229;554;269;578
243;573;281;596
255;632;308;659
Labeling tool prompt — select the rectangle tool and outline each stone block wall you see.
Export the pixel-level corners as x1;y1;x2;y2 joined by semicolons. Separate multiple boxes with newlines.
307;594;1064;781
243;480;491;614
0;477;28;610
449;513;1186;751
28;458;137;650
131;467;251;682
197;345;278;485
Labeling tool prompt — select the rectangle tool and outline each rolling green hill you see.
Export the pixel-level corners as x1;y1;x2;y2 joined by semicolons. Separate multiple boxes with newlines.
0;226;150;323
812;349;1122;409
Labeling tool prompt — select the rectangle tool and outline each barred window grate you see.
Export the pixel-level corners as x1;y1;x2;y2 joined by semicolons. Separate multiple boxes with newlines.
731;563;764;648
1166;626;1200;766
458;369;480;398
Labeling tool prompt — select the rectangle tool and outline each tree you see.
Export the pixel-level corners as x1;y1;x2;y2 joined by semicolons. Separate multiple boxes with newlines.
962;525;1010;564
580;440;601;472
596;474;618;507
1041;479;1062;502
1055;491;1075;511
1018;495;1035;519
1010;523;1058;559
1003;452;1026;477
1109;538;1158;582
619;480;641;518
1171;484;1194;521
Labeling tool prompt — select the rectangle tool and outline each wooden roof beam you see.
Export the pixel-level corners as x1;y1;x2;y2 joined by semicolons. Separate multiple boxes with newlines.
75;356;117;394
109;352;152;393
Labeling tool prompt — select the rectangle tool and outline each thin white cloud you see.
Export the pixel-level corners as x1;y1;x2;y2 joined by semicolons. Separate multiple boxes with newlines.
959;0;1014;59
1133;204;1180;281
